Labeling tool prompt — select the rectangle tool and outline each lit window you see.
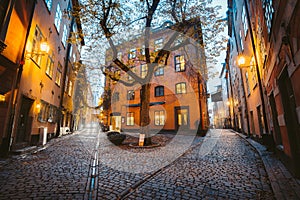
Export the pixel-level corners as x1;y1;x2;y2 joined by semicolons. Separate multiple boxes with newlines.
55;62;62;86
127;90;135;100
68;81;73;96
155;111;165;126
154;38;163;52
176;82;186;94
141;64;147;78
262;0;274;33
155;86;164;97
32;26;44;66
250;57;257;88
54;3;62;31
45;0;52;11
175;55;185;72
64;75;68;92
128;49;136;59
62;25;68;47
127;112;134;126
45;51;54;78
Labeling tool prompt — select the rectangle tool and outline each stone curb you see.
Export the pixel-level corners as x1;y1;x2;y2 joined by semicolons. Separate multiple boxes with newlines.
234;130;300;200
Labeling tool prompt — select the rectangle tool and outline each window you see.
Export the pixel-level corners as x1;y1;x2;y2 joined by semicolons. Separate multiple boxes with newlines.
64;75;69;92
32;26;44;65
54;3;62;31
128;49;136;59
239;30;244;51
68;81;73;96
249;56;257;88
126;112;134;126
262;0;274;34
155;66;164;76
62;25;68;47
141;64;147;78
242;6;248;37
175;55;185;72
55;62;62;86
155;86;164;97
117;52;122;60
154;38;163;51
140;45;145;55
245;71;250;96
69;45;73;59
155;111;165;125
112;92;119;102
176;82;186;94
127;90;135;100
38;100;58;123
128;66;136;82
45;50;54;78
45;0;52;11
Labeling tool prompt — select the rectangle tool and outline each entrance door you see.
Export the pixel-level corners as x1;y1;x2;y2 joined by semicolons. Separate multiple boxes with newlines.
269;92;282;145
278;68;300;175
175;107;189;130
16;96;34;143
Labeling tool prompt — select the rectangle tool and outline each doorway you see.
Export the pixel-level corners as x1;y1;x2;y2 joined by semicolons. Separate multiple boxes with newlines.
175;106;189;130
16;96;34;144
278;68;300;175
269;92;282;146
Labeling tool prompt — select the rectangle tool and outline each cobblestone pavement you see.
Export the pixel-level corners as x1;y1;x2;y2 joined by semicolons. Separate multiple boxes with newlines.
1;126;297;199
121;129;274;200
0;124;100;200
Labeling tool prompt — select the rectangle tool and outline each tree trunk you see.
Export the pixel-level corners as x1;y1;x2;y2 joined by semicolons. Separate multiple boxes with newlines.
140;83;152;146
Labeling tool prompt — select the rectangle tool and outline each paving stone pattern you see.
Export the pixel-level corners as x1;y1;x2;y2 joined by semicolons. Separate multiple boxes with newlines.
123;130;274;200
0;127;277;199
0;126;99;200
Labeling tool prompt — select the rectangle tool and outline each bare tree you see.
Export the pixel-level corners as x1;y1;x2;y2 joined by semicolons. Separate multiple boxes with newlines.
74;0;226;145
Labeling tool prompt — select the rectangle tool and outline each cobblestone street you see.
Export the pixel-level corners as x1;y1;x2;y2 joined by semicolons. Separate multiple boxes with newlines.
0;125;299;199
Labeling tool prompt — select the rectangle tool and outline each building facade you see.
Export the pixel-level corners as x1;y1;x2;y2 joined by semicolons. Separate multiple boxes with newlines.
103;21;209;134
227;0;300;177
0;0;85;155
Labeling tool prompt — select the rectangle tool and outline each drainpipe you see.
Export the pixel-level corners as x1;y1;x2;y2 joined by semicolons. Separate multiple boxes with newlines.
2;0;37;156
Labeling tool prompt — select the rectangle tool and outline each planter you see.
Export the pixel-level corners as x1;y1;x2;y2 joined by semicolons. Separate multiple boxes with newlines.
107;131;126;145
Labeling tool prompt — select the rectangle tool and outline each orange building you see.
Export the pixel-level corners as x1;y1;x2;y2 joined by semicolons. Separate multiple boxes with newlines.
0;0;36;156
0;0;85;154
103;21;209;134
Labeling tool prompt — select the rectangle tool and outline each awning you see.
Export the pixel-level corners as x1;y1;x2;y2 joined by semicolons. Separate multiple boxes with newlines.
126;101;165;107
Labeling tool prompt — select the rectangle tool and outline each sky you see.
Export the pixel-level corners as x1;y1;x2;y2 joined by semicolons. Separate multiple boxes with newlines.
207;0;228;94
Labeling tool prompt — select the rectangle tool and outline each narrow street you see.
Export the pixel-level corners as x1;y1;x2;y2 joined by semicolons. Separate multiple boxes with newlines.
0;125;299;199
